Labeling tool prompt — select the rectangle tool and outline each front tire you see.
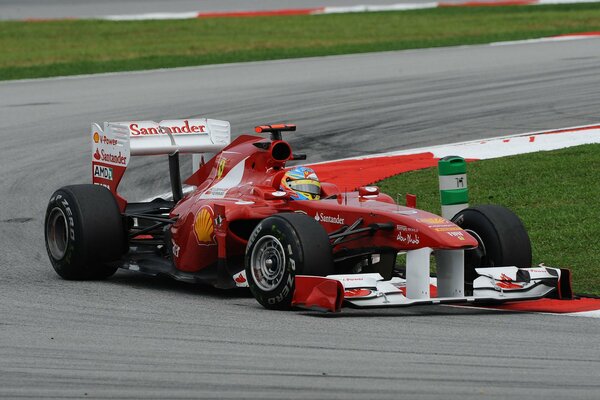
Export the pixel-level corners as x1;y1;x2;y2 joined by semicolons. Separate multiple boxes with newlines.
452;205;532;289
44;184;126;280
245;213;333;310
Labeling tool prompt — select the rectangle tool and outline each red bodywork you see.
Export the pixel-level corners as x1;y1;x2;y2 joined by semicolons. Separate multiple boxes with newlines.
167;133;477;274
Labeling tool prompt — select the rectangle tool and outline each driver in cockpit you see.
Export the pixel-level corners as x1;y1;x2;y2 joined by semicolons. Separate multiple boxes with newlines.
280;166;321;200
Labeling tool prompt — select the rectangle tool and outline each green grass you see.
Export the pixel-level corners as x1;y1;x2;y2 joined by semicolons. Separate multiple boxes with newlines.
378;144;600;295
2;3;600;80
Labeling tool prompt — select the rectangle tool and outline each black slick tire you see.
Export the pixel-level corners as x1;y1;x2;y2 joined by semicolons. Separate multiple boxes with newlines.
245;213;334;310
452;205;532;289
44;184;126;280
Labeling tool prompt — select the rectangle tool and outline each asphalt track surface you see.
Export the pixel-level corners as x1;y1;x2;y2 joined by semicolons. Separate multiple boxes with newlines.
0;0;517;20
1;40;600;398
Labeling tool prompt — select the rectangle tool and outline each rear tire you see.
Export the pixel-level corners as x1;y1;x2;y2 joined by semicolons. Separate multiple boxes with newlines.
44;184;126;280
245;213;334;310
452;205;532;289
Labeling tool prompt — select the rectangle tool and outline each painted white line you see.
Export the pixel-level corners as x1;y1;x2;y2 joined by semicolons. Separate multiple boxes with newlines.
311;124;600;164
319;3;438;14
104;12;199;21
562;310;600;318
491;35;600;46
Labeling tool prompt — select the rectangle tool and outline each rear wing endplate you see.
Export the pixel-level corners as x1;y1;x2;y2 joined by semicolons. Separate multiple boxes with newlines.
91;119;230;207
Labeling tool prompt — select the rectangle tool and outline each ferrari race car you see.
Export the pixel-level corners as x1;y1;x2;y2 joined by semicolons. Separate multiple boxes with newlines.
44;119;572;312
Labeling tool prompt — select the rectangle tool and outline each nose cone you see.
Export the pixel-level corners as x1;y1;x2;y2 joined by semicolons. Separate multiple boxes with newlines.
418;217;478;248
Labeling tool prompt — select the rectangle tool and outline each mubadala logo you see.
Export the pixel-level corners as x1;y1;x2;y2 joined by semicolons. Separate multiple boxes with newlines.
314;212;345;225
94;165;113;181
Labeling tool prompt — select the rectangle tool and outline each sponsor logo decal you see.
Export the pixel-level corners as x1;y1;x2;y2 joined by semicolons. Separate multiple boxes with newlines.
529;269;548;273
344;288;373;298
93;165;113;181
314;212;345;225
202;187;228;199
100;135;117;145
338;277;369;282
93;132;118;146
234;273;247;284
396;225;418;233
193;206;216;246
233;270;249;288
397;231;420;245
496;273;525;289
129;120;206;136
446;231;465;241
93;149;127;165
418;217;450;225
433;226;463;232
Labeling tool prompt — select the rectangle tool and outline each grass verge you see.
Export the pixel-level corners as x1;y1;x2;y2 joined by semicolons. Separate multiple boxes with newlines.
377;144;600;296
2;3;600;80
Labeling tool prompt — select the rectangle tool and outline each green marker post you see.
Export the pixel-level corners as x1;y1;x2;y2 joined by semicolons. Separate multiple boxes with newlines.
438;156;468;220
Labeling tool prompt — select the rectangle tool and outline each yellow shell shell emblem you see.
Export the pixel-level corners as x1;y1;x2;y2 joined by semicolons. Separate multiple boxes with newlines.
93;132;100;143
194;207;215;245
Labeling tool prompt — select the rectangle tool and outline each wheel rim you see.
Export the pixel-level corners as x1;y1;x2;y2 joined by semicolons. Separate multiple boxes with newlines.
464;228;487;267
46;207;69;260
250;235;286;292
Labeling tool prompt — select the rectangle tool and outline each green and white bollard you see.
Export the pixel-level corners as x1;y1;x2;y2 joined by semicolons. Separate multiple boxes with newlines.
438;156;468;220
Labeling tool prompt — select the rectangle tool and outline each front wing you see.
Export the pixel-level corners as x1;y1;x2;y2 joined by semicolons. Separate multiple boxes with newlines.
292;266;572;312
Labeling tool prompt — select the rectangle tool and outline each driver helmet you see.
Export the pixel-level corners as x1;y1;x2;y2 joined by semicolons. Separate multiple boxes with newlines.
280;166;321;200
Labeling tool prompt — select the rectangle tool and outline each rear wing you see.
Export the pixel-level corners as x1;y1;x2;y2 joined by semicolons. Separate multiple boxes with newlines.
91;118;230;208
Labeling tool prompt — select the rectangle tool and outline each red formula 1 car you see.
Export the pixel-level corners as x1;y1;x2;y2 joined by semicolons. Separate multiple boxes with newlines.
44;119;572;311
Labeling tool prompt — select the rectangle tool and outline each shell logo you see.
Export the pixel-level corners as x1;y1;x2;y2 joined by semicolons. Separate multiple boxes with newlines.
93;132;100;143
193;207;216;245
